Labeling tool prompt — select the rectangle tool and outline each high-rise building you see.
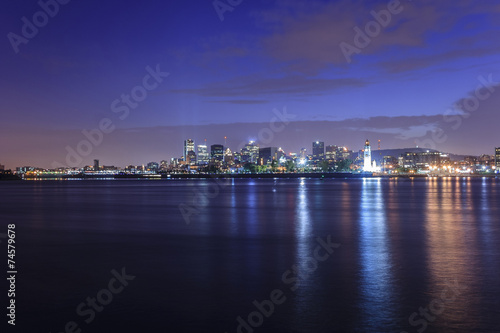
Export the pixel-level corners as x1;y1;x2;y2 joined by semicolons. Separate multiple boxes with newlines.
241;141;259;163
325;145;338;160
363;140;372;171
259;147;278;164
495;147;500;169
224;148;234;164
94;159;99;171
312;141;325;160
147;162;159;171
211;144;224;162
184;139;195;161
197;144;209;164
0;164;4;171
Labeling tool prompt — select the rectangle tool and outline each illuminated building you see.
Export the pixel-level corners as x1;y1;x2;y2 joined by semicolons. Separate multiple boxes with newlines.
94;159;99;171
363;140;372;171
211;144;224;162
496;147;500;169
241;141;259;163
197;144;209;164
183;139;195;161
259;147;278;164
312;141;325;160
325;145;337;160
224;148;233;164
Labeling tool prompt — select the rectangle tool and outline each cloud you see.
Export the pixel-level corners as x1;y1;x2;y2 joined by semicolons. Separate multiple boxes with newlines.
207;99;269;104
170;75;367;97
252;0;500;74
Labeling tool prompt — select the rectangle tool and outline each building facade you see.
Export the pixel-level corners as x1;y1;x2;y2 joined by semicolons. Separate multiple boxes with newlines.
183;139;195;161
496;147;500;169
211;144;224;162
312;141;325;160
197;144;209;164
363;140;371;171
259;147;278;164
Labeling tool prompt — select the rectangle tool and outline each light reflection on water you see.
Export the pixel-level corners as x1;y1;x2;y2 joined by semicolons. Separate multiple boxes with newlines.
359;178;396;330
1;178;500;332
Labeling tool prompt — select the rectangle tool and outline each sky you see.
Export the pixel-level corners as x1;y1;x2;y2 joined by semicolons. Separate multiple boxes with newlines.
1;0;500;169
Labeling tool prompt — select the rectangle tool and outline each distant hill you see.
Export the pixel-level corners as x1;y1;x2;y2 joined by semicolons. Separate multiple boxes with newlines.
352;148;472;164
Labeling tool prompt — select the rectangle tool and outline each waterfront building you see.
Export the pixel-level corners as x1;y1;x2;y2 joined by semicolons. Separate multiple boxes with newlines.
325;145;337;160
186;151;197;165
241;141;259;163
183;139;195;161
496;147;500;169
94;159;99;171
312;141;325;160
211;144;224;162
363;140;372;171
259;147;278;164
197;144;209;164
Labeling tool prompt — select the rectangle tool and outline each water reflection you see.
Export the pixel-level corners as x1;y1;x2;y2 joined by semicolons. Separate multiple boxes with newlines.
359;178;395;329
424;178;478;331
290;178;315;325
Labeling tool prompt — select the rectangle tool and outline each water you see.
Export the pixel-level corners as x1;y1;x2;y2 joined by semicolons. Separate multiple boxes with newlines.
1;178;499;332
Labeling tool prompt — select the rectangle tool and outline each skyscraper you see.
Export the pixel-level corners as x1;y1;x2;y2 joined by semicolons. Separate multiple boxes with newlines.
325;145;338;160
241;141;259;163
259;147;279;164
363;140;372;172
495;147;500;169
94;159;99;171
184;139;195;161
211;144;224;162
197;144;209;164
312;141;325;160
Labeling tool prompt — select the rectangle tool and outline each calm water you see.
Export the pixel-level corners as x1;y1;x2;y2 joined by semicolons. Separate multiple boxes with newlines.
1;178;500;332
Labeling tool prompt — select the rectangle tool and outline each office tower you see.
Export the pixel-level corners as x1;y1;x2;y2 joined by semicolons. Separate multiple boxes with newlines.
224;148;233;164
0;164;4;171
496;147;500;168
147;162;159;171
94;159;99;171
197;144;209;164
184;139;195;161
259;147;278;164
363;140;371;171
312;141;325;160
241;141;259;163
300;148;307;159
325;145;338;160
211;144;224;162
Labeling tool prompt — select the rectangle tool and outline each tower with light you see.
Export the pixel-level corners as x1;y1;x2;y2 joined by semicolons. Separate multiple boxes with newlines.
363;140;372;172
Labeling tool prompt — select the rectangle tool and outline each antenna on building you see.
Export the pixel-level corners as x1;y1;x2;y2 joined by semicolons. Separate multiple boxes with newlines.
378;139;381;150
224;136;227;146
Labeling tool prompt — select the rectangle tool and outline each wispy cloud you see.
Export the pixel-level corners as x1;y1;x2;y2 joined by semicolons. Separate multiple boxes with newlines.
170;75;367;97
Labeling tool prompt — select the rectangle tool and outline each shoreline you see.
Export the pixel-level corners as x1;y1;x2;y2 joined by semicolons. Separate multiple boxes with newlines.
12;172;499;180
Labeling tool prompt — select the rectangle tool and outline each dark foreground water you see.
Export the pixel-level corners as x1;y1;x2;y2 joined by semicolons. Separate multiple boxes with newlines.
1;178;500;333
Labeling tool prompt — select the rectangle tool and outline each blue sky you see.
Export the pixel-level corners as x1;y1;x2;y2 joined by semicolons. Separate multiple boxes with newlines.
1;0;500;168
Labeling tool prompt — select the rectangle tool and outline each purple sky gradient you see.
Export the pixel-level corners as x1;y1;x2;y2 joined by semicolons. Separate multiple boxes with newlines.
1;0;500;169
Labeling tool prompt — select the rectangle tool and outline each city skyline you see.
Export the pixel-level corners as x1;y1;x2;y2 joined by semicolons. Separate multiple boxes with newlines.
1;1;500;169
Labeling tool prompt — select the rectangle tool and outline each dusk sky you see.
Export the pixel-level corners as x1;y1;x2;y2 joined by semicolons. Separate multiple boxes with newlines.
1;0;500;169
